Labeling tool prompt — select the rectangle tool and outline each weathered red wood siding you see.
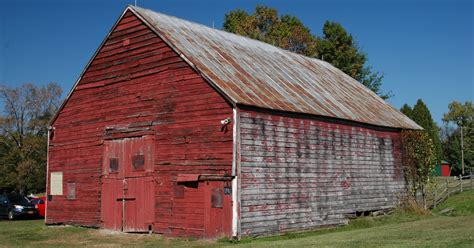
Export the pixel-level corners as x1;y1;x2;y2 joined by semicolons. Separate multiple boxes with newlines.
47;10;233;237
238;108;404;236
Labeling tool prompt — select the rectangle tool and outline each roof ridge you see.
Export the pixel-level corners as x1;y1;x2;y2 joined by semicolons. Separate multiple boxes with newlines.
129;6;332;65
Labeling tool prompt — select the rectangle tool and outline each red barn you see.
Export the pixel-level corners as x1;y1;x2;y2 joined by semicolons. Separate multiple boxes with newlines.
46;6;421;238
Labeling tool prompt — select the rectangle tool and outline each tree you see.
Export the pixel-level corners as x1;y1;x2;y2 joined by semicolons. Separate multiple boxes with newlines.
400;104;413;118
442;101;474;175
223;5;390;99
409;99;442;164
0;83;62;194
316;21;390;99
401;130;436;209
223;6;317;56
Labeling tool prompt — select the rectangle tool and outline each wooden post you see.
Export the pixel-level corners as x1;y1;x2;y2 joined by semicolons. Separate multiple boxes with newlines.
460;176;463;192
460;125;464;175
470;167;474;189
446;179;450;197
433;185;437;208
422;185;427;210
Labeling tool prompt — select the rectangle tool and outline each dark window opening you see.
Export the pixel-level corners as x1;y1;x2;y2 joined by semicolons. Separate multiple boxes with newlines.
109;158;119;173
183;181;198;188
132;155;145;170
67;183;76;200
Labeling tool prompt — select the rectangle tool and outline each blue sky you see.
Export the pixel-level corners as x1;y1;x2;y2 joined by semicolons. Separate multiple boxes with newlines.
0;0;472;125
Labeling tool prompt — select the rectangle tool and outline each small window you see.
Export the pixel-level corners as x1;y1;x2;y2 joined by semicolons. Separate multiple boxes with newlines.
132;155;145;170
67;183;76;200
49;130;55;140
174;184;185;199
109;158;119;173
211;188;223;208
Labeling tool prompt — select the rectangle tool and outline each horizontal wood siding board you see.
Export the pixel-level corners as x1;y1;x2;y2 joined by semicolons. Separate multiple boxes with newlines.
47;11;233;238
238;104;402;132
239;108;404;236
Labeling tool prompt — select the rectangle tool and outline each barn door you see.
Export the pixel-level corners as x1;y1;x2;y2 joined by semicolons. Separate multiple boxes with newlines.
101;136;154;232
100;179;123;231
122;177;154;232
203;181;232;238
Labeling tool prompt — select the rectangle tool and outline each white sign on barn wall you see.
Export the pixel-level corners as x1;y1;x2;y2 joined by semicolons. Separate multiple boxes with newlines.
50;172;63;195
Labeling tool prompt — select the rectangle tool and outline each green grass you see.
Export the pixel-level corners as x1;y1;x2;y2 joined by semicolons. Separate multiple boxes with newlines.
0;220;212;248
1;190;473;247
433;189;474;216
221;216;473;248
221;209;427;245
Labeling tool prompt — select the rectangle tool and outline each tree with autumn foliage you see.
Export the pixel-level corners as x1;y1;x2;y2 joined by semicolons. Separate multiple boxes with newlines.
223;6;318;56
223;5;390;99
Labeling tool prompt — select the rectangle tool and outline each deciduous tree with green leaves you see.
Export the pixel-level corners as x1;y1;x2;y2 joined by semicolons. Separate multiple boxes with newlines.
0;83;62;194
400;100;442;165
442;101;473;175
401;130;436;209
223;5;390;99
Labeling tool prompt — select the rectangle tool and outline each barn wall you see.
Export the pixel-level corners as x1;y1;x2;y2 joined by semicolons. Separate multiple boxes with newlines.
238;108;405;236
47;10;233;236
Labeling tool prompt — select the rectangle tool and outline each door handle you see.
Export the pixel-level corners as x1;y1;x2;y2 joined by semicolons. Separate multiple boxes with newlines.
116;198;136;201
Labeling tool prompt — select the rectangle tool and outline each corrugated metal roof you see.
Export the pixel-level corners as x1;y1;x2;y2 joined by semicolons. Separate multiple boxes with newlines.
130;6;421;130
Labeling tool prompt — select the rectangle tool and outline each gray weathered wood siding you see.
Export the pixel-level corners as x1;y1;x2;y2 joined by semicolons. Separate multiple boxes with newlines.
239;109;405;236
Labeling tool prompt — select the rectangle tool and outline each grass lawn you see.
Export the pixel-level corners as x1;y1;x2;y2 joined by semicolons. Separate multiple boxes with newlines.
1;190;473;247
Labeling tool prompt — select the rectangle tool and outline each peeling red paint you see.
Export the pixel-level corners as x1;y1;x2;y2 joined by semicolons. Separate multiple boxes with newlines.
238;108;405;236
47;11;233;239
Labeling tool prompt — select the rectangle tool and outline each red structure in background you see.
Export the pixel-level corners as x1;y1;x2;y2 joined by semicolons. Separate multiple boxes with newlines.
441;161;451;177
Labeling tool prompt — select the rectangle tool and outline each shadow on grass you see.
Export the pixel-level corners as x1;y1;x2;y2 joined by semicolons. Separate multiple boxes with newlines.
219;208;427;245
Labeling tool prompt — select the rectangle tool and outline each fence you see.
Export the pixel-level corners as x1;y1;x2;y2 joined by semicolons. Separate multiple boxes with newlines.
423;173;474;209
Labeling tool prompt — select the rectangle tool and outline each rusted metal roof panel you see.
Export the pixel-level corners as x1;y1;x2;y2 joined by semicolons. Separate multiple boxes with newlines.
130;6;421;130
